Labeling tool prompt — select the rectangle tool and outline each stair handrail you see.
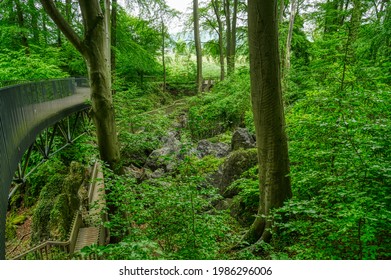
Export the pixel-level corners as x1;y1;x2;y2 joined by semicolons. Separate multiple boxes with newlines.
11;211;83;260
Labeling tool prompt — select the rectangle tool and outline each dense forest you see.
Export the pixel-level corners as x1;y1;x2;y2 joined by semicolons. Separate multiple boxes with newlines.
1;0;390;260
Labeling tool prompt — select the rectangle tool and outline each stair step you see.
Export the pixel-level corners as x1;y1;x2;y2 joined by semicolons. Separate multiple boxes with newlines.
74;227;99;252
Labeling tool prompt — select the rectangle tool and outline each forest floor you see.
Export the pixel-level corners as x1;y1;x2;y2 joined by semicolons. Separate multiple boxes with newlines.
5;207;32;259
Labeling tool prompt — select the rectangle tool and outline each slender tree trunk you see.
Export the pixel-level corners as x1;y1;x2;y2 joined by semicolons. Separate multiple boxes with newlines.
161;19;167;92
231;0;238;72
243;0;292;245
42;12;48;46
28;0;39;43
340;0;351;27
224;0;232;75
324;0;341;35
65;0;71;22
285;0;297;71
54;0;62;47
340;0;362;91
211;0;225;81
350;0;362;47
111;0;117;94
57;29;62;47
194;0;203;93
15;0;29;54
279;0;285;24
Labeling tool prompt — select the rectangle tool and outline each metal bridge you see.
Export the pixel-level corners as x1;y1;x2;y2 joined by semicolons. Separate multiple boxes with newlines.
0;78;91;260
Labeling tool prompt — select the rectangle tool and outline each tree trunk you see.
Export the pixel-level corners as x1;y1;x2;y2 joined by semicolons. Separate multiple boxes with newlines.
65;0;71;22
15;0;29;54
161;18;167;92
54;0;62;47
211;0;225;81
243;0;292;245
350;0;362;47
40;0;122;173
193;0;203;93
340;0;362;90
284;0;297;71
231;0;238;73
224;0;232;75
42;11;48;46
279;0;285;24
111;0;117;94
28;0;39;44
324;0;339;35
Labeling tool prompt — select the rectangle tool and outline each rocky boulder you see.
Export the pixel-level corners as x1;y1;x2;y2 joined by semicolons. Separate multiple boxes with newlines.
144;131;182;172
231;127;256;151
196;139;230;158
211;148;258;198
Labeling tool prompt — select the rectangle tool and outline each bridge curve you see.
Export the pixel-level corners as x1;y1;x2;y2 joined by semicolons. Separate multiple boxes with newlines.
0;78;91;260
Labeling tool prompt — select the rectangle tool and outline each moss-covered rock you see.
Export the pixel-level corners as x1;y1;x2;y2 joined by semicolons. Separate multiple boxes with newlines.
31;161;86;244
228;178;260;226
63;162;86;213
49;194;71;240
212;148;258;197
32;200;52;242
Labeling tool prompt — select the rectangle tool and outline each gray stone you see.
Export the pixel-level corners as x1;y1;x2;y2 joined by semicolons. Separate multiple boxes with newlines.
211;148;258;198
144;131;182;172
151;168;165;179
196;139;230;158
231;127;256;151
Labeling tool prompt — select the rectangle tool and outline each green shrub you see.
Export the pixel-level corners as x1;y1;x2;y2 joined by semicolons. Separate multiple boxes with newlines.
269;88;391;259
188;70;251;139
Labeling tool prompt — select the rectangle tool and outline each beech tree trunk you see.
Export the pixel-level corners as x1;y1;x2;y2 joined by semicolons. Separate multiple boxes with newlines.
230;0;238;72
224;0;238;75
161;18;167;92
285;0;297;71
211;0;225;81
111;0;118;94
40;0;122;173
244;0;292;244
224;0;232;75
193;0;203;93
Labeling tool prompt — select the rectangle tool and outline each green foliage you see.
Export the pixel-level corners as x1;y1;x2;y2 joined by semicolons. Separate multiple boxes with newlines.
229;178;259;226
58;42;87;76
5;0;390;261
166;53;197;86
189;155;224;175
115;10;162;81
25;159;67;207
0;49;67;81
5;213;28;240
268;88;391;260
31;162;86;243
49;194;70;240
113;86;173;167
188;69;251;139
101;152;234;260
